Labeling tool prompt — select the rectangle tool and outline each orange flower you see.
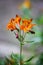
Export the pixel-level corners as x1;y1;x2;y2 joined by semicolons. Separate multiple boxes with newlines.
7;18;16;31
7;15;21;31
20;25;25;30
23;0;31;9
14;14;21;25
7;15;35;32
20;18;35;32
18;0;31;9
22;18;32;26
20;24;35;32
24;24;36;32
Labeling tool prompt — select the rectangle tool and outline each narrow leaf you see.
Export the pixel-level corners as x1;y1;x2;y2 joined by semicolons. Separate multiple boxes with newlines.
24;41;34;43
24;56;35;62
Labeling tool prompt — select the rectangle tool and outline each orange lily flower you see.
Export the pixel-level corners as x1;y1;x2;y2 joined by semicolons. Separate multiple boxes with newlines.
24;24;36;32
7;18;16;31
20;18;35;32
20;24;35;32
14;14;21;25
7;15;36;32
22;18;32;26
7;14;21;31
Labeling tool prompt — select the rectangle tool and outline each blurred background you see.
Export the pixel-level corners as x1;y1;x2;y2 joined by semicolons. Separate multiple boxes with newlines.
0;0;43;60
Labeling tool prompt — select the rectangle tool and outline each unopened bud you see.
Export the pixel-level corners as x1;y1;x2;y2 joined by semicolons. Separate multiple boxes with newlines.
16;34;18;38
29;30;35;34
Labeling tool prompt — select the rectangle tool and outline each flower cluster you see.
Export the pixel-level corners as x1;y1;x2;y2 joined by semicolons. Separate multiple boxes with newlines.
6;15;36;65
7;14;35;33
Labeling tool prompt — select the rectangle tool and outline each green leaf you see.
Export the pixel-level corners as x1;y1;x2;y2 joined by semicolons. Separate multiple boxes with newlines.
24;41;34;43
24;62;32;65
24;56;35;62
10;53;20;61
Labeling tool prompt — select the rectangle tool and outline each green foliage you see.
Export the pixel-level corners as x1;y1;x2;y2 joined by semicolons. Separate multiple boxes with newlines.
0;59;5;65
35;53;43;65
36;15;43;24
23;62;32;65
5;53;34;65
5;53;20;65
25;56;35;62
23;56;35;65
0;53;35;65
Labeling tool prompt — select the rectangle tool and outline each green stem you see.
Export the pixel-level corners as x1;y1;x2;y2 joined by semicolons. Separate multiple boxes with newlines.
20;42;23;65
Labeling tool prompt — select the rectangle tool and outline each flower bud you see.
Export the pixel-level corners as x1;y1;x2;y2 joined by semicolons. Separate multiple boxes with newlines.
29;30;35;34
16;34;18;38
